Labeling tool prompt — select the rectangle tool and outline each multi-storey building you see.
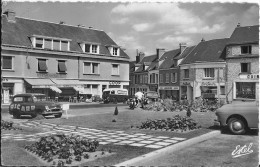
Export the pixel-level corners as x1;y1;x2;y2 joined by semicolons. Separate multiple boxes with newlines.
225;24;259;103
179;38;229;101
1;10;130;104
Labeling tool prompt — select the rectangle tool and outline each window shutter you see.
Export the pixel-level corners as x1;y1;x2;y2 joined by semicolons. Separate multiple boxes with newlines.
84;62;91;74
38;59;47;71
58;61;67;72
3;56;12;69
61;41;68;51
44;39;52;49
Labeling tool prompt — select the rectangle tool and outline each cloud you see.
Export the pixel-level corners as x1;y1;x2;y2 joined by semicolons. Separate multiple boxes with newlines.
132;23;153;32
158;35;193;44
205;6;225;17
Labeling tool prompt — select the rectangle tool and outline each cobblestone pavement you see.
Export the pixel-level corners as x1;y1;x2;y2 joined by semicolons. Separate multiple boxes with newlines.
2;121;186;149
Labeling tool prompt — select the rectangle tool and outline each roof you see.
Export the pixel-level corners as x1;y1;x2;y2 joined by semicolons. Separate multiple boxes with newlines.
180;38;229;65
135;54;157;72
228;25;259;45
159;49;180;69
129;61;136;73
147;61;158;71
2;15;129;59
173;46;196;60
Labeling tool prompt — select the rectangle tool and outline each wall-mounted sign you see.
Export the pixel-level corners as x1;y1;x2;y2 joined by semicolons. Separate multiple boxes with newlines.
159;86;179;90
201;82;216;86
109;81;121;85
180;81;191;86
239;74;259;80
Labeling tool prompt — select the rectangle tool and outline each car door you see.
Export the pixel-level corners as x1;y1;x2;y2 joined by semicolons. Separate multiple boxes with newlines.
9;96;24;114
20;96;34;114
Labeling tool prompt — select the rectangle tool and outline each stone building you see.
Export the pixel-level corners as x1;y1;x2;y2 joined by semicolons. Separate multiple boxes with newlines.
179;38;229;101
1;10;130;104
225;24;259;103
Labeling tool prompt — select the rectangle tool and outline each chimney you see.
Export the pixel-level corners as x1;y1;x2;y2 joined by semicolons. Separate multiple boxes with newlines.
139;52;145;62
136;49;140;63
157;48;166;68
201;38;205;42
3;9;16;22
237;23;241;27
179;43;187;53
156;48;166;60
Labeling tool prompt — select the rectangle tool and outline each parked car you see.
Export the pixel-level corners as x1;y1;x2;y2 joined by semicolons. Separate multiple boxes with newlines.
102;88;129;104
9;93;63;119
215;101;259;135
144;91;160;103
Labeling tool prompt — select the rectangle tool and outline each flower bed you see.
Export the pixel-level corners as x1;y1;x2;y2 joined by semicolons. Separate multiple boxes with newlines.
24;134;112;166
1;120;22;130
135;115;201;132
143;98;225;112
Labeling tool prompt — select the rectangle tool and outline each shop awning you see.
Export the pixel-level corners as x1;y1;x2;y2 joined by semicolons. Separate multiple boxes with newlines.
24;78;55;88
73;86;81;92
50;86;62;93
51;79;82;87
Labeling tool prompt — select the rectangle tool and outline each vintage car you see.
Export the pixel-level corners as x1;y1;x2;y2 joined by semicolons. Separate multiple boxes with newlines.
144;91;160;103
215;101;259;135
9;93;63;119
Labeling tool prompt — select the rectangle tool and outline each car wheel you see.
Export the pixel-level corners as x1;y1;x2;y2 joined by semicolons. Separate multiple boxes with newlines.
13;112;21;119
54;114;62;118
228;117;247;135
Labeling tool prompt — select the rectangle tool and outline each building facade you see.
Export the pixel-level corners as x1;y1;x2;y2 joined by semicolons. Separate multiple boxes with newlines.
1;10;130;104
225;25;259;103
179;38;229;102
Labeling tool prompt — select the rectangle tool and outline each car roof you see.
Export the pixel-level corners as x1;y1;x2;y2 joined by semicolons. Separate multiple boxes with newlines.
103;88;128;91
14;93;46;97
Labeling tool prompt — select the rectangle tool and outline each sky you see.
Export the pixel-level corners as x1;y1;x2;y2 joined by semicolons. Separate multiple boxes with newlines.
2;0;259;60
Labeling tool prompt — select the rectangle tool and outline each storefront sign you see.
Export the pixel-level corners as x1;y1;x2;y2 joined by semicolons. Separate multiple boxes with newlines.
201;82;216;86
247;74;259;79
109;81;121;85
180;81;191;86
159;86;179;90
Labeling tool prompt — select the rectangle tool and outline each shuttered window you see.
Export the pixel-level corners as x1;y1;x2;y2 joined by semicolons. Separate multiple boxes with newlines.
61;41;68;51
92;63;99;74
58;60;67;72
84;62;91;74
44;39;52;49
2;56;12;70
85;44;91;53
35;38;43;48
204;68;214;78
38;59;47;72
53;40;60;50
112;64;119;75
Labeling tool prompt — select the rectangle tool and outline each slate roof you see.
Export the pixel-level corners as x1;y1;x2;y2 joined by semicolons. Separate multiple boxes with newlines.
228;25;259;45
2;14;129;59
135;54;157;72
129;61;136;73
159;49;180;69
173;46;196;60
147;61;158;71
180;38;229;65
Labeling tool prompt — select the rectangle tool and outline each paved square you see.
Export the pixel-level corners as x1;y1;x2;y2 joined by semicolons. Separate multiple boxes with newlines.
163;139;178;143
171;137;186;141
139;140;155;144
145;144;164;148
154;142;172;146
129;143;147;147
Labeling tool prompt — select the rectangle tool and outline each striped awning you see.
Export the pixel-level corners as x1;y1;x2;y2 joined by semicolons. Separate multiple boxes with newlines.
51;79;82;87
24;78;55;88
50;86;62;93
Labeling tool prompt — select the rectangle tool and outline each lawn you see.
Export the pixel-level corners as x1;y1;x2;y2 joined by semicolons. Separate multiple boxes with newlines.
1;108;218;166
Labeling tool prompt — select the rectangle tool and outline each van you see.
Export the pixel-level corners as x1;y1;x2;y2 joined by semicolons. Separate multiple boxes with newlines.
102;88;129;103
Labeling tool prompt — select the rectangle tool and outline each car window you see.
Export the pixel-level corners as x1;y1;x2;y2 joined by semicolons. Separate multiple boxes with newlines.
33;95;47;102
24;97;33;102
13;97;23;102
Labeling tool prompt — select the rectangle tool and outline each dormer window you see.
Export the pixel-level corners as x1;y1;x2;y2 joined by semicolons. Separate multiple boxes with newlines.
81;43;99;54
31;36;70;51
113;47;119;56
241;45;252;54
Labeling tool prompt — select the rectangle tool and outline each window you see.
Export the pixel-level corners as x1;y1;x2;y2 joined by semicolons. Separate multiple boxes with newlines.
171;73;177;83
58;60;67;73
112;64;119;75
220;86;225;95
85;44;91;53
92;45;98;53
113;48;119;56
241;63;251;73
204;68;215;78
184;69;189;78
38;59;47;72
53;40;60;50
165;73;169;83
84;62;99;74
35;38;43;48
145;75;148;84
160;74;163;83
2;56;13;70
44;39;52;49
241;45;252;54
61;41;68;51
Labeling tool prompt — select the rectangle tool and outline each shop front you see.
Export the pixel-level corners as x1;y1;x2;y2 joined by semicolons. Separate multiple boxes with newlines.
233;74;259;100
24;78;62;101
180;81;193;101
159;86;179;100
149;84;158;92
